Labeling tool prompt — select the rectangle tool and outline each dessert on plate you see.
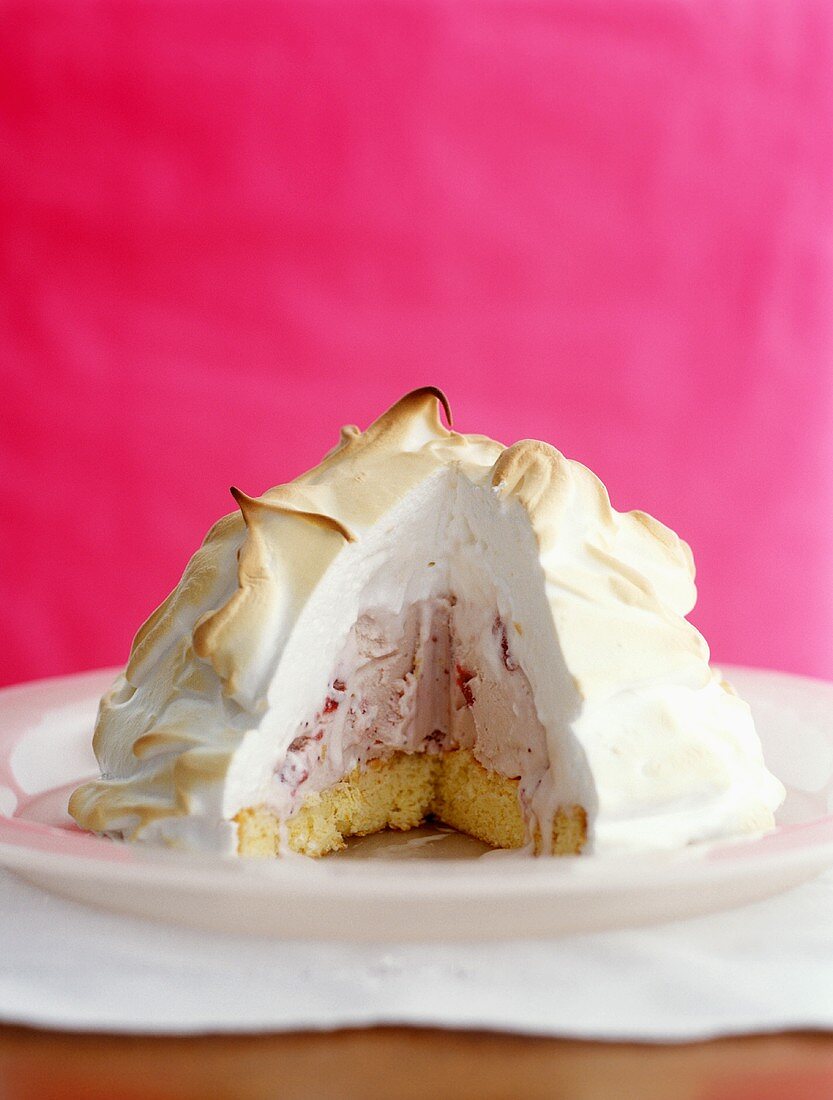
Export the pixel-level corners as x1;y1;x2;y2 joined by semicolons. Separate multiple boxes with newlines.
69;387;784;857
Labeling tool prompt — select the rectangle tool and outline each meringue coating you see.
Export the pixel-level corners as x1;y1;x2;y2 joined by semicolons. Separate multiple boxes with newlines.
69;388;784;854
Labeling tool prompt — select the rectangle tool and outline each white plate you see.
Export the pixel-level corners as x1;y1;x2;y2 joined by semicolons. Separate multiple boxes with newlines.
1;666;832;940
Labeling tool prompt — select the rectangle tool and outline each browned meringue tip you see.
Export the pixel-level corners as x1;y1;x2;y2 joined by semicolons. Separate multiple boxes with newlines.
390;385;453;429
230;485;356;543
229;485;255;512
490;439;566;500
424;385;453;428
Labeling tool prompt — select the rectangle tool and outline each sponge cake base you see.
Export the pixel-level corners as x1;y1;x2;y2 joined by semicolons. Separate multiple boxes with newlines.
234;749;586;858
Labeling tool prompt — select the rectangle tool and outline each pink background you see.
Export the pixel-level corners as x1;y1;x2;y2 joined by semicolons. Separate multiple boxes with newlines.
3;2;833;688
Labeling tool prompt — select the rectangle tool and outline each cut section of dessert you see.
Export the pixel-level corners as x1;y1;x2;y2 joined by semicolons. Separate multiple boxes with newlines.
69;387;784;857
233;595;586;857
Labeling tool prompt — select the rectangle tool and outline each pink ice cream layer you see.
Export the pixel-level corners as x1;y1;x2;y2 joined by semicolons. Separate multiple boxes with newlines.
268;596;557;840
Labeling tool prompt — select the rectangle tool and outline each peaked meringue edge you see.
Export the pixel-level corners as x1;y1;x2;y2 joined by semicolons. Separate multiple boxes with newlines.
69;387;785;855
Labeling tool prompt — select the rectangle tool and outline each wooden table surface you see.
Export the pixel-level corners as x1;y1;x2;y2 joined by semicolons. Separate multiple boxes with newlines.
1;1026;832;1100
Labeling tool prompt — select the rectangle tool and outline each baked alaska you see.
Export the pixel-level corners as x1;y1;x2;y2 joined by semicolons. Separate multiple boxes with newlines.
69;388;784;858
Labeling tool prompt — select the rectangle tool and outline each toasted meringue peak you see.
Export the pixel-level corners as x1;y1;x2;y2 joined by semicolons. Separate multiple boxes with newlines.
69;388;784;856
229;486;357;543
